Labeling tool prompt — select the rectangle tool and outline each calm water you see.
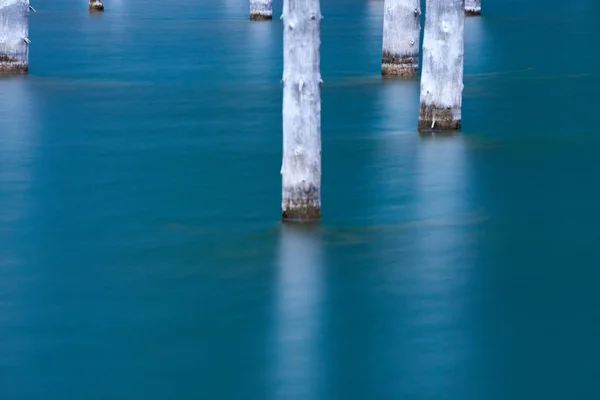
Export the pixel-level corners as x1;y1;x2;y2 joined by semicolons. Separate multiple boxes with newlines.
1;0;600;398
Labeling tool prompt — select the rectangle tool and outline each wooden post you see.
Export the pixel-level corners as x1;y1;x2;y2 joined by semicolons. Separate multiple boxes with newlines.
0;0;30;75
250;0;272;21
89;0;104;12
281;0;322;222
418;0;465;131
381;0;421;77
465;0;481;16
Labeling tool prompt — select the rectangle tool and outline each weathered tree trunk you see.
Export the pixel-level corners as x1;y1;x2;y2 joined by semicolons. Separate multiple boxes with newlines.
250;0;272;21
89;0;104;12
281;0;322;222
418;0;465;131
381;0;421;77
465;0;481;16
0;0;30;75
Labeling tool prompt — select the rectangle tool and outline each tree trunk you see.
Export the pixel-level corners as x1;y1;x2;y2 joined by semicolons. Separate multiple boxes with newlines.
0;0;30;75
465;0;481;16
418;0;465;131
89;0;104;12
381;0;421;77
250;0;272;21
281;0;322;222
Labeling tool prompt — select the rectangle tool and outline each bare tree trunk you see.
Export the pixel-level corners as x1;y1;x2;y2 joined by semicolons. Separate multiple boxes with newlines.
250;0;272;21
418;0;465;131
0;0;30;75
281;0;322;222
381;0;421;77
465;0;481;16
89;0;104;12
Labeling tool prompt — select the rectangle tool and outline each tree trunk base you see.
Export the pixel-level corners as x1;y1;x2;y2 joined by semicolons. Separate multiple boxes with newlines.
465;8;481;16
418;104;461;131
282;187;321;222
282;206;321;222
381;53;418;77
382;62;418;77
0;62;28;75
89;2;104;12
250;12;272;21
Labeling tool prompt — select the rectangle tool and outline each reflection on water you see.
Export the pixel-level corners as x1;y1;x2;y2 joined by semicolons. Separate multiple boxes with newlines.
406;135;474;396
224;0;244;18
274;225;325;399
365;0;383;48
464;10;489;75
370;103;476;396
0;77;39;397
0;77;37;225
245;18;276;79
378;79;420;134
416;135;468;219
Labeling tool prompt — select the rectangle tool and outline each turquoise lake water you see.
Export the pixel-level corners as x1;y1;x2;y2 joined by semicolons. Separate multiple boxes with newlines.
1;0;600;398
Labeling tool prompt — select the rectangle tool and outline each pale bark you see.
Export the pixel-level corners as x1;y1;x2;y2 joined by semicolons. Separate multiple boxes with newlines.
381;0;421;77
89;0;104;12
0;0;30;74
281;0;322;221
418;0;465;131
465;0;481;16
250;0;272;20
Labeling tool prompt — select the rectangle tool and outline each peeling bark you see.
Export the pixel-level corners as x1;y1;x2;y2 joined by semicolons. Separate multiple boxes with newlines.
381;0;421;77
465;0;481;16
0;0;30;75
281;0;322;222
250;0;272;21
418;0;465;131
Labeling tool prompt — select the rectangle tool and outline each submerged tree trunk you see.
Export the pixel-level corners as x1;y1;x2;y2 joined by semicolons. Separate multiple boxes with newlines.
418;0;465;131
465;0;481;16
0;0;30;75
381;0;421;77
88;0;104;12
250;0;272;21
281;0;322;222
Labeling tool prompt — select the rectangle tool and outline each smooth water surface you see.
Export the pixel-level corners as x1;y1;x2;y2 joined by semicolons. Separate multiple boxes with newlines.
1;0;600;398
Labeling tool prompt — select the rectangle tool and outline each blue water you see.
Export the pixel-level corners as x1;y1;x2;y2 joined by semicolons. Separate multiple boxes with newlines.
1;0;600;398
